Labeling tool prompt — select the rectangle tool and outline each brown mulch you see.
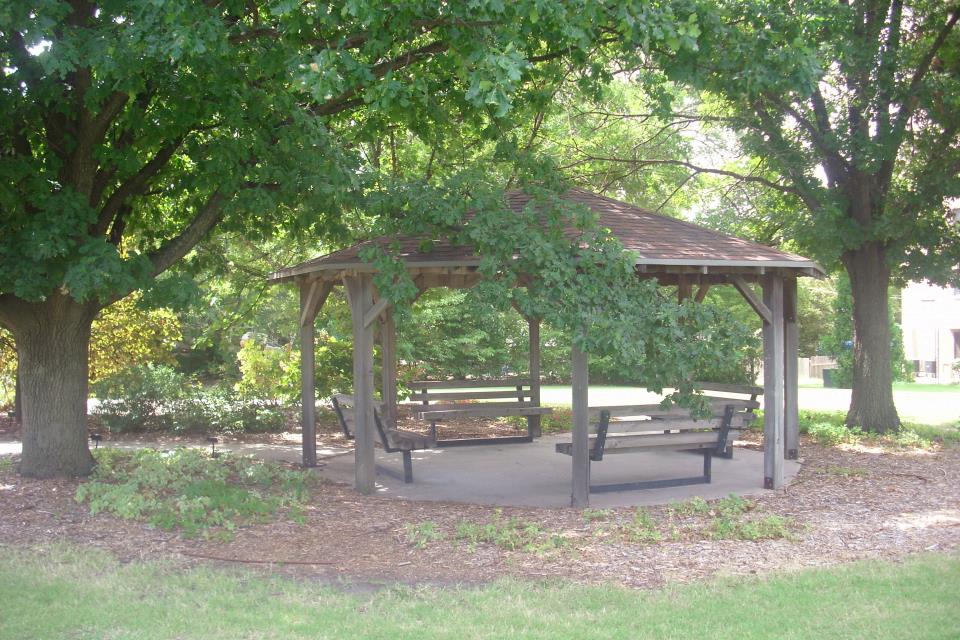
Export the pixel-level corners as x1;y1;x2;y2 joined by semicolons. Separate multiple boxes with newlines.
1;430;957;590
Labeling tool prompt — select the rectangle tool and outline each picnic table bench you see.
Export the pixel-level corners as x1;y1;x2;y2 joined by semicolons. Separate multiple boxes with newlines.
406;379;552;446
332;394;436;483
555;383;762;492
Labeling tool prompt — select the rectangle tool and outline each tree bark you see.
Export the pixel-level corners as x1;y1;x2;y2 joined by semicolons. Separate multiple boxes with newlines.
9;294;99;477
843;241;901;433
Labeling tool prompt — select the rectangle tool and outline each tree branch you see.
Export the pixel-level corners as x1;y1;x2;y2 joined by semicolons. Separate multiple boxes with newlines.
146;193;226;279
93;135;187;237
890;6;960;141
749;104;826;212
560;155;802;197
88;91;130;147
768;94;849;179
874;0;903;141
228;18;497;48
312;41;449;116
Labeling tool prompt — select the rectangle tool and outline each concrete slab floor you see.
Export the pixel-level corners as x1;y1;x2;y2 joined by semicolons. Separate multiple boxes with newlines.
316;435;801;509
0;436;800;509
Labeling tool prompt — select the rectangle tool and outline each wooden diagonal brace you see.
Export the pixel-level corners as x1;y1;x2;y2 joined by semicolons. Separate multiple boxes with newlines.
363;296;391;329
299;279;333;328
730;276;772;324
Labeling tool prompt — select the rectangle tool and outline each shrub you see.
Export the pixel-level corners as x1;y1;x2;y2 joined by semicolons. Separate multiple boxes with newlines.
93;365;285;434
92;364;190;432
235;339;300;404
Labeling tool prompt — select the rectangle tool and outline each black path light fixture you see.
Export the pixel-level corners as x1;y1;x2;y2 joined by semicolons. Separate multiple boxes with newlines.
207;436;220;458
89;433;102;449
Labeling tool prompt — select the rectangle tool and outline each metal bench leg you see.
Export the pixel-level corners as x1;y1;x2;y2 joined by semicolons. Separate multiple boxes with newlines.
703;450;712;483
402;450;413;483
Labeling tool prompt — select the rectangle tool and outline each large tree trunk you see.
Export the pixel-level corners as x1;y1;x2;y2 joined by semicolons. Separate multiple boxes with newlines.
842;242;901;433
8;294;99;477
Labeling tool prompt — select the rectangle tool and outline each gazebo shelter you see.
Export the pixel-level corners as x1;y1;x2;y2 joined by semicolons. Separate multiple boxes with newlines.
269;189;824;507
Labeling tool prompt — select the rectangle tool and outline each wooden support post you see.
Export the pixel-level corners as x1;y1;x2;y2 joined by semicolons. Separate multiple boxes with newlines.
299;283;317;468
694;283;711;303
528;317;542;438
381;309;398;429
571;342;590;508
762;275;785;489
344;274;376;494
784;277;799;460
677;274;692;302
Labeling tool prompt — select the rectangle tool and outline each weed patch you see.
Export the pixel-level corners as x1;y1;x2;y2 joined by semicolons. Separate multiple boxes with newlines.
582;508;613;523
710;514;796;541
404;521;445;549
667;496;711;516
825;465;868;478
621;508;663;543
455;510;566;554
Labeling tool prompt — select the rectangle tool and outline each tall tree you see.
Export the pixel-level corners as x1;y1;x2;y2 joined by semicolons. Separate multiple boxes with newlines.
655;0;960;431
0;0;709;476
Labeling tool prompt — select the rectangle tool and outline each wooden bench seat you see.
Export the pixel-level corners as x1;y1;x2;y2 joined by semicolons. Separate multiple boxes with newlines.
406;379;552;446
555;383;761;493
332;394;436;483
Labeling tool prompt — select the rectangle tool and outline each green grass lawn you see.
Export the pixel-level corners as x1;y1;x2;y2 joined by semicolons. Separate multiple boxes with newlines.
802;381;960;393
1;546;957;639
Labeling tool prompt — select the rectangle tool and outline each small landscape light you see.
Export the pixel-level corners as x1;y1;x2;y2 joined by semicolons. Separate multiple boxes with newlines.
207;436;220;458
90;433;102;449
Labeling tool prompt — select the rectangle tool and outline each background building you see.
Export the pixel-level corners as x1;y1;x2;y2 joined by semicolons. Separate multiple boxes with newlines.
901;281;960;383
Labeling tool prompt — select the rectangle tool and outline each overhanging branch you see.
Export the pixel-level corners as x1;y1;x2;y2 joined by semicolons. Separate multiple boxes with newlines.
146;192;226;279
890;7;959;142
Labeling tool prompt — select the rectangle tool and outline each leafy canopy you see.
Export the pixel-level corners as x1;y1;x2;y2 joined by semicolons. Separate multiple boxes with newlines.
0;0;710;307
654;0;960;279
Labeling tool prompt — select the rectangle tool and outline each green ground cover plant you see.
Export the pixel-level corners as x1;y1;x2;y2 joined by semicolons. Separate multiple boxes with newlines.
751;409;960;448
403;521;445;550
453;510;568;554
663;495;798;542
74;448;313;539
1;545;957;640
621;508;664;543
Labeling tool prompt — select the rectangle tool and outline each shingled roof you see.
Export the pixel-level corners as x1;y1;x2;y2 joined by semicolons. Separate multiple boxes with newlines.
269;189;822;283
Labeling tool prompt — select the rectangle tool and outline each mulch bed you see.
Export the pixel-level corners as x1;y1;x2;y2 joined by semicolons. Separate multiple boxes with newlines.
1;423;958;590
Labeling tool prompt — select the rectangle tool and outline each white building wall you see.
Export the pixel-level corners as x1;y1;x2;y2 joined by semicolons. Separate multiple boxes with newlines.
901;281;960;383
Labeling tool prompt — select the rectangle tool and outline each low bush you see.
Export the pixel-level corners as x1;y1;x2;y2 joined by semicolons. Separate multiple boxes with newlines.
75;448;312;539
93;364;286;434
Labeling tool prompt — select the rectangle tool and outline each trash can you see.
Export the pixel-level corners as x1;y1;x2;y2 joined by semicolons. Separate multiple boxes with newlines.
822;368;836;388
